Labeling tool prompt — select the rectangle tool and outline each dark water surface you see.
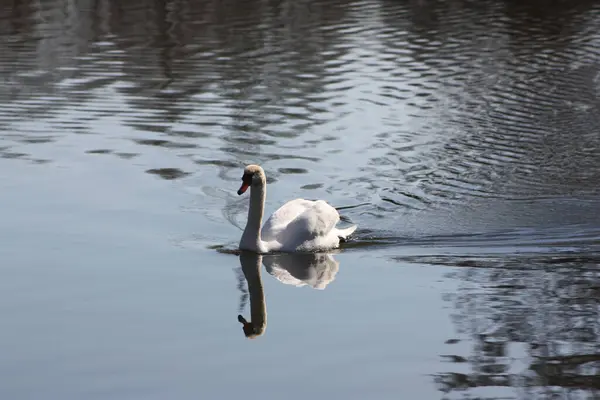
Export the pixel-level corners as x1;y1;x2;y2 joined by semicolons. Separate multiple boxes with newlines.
1;0;600;398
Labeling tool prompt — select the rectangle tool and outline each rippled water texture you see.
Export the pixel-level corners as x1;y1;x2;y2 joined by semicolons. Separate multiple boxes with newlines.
1;0;600;399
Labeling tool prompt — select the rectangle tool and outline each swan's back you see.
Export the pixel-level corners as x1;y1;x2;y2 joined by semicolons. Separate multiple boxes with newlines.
261;199;341;251
261;199;329;241
284;200;339;238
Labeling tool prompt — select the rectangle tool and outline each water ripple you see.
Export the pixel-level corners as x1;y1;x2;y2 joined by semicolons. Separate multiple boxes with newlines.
1;0;600;244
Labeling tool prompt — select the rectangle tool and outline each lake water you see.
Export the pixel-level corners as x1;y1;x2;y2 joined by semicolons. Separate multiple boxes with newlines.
1;0;600;398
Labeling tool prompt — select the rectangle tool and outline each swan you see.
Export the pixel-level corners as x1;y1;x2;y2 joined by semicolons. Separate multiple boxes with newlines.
237;164;357;253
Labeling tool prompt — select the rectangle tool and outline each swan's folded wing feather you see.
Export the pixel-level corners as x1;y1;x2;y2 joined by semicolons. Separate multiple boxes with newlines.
275;200;340;246
261;198;315;242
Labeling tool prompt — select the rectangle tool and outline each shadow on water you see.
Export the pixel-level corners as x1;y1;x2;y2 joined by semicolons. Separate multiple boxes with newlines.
235;251;340;339
234;239;600;395
435;253;600;398
233;244;600;395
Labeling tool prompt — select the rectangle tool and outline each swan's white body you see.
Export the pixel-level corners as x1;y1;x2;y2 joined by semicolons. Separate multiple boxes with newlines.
237;165;357;253
259;198;355;252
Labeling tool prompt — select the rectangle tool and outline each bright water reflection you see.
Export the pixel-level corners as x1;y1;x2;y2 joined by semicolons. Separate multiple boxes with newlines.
236;251;340;338
1;0;600;399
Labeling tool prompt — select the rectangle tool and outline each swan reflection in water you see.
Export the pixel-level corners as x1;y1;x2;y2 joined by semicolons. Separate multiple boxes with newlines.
237;251;340;339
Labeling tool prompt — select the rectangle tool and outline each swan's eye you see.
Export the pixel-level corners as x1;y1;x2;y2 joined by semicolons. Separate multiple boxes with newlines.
242;173;253;184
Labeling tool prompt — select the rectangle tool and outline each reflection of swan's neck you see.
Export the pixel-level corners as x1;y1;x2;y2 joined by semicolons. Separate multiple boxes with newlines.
241;183;266;252
239;254;267;338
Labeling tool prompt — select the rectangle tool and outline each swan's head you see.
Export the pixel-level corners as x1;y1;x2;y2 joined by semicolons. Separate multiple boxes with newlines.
237;314;264;339
237;164;266;195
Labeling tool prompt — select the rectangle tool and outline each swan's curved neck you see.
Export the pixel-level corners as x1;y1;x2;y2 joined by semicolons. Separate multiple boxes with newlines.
241;183;266;252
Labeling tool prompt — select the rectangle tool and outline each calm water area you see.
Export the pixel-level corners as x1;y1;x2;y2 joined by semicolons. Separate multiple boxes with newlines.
1;0;600;399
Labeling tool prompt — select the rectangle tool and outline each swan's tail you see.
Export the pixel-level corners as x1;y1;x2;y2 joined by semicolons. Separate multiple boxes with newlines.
336;224;357;241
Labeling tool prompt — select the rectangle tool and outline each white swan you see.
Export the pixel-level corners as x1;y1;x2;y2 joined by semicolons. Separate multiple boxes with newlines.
237;164;357;253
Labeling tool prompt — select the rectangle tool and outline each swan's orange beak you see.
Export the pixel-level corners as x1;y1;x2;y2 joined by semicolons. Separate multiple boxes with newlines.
237;182;249;195
238;173;252;195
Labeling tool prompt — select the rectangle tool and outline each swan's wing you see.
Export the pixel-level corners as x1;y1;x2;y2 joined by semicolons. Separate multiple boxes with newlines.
275;200;341;247
261;199;315;242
